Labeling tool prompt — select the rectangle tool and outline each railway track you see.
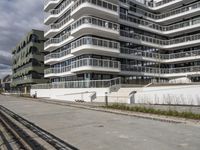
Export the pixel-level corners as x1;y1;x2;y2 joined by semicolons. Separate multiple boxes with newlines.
0;105;79;150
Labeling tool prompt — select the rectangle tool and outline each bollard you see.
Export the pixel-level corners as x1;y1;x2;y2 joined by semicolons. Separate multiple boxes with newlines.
105;92;108;107
34;91;37;99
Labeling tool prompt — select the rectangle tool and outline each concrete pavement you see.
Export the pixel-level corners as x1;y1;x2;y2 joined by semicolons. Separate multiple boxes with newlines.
0;95;200;150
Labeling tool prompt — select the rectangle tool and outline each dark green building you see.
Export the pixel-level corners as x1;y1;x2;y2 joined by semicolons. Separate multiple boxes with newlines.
12;29;49;93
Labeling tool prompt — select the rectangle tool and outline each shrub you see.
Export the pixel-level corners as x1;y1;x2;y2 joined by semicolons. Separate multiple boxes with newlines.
104;103;200;120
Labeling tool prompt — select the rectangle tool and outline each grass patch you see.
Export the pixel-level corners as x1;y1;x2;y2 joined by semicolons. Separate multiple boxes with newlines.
104;103;200;120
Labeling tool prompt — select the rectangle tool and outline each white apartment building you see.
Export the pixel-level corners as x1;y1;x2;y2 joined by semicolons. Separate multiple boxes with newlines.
31;0;200;105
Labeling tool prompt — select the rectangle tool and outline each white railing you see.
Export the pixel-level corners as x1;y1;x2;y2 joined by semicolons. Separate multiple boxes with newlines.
44;65;71;75
71;0;118;13
121;47;200;61
32;83;52;89
45;47;71;61
45;15;71;34
32;77;121;89
44;32;70;47
71;16;119;32
134;0;176;7
45;0;71;20
45;36;119;62
71;58;120;70
121;65;200;75
120;30;200;47
130;1;200;20
71;36;119;50
120;13;200;32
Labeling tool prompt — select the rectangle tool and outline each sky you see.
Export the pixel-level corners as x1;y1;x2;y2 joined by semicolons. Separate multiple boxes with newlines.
0;0;45;79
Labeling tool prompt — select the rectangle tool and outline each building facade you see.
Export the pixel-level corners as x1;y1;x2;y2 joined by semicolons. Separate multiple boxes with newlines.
43;0;200;85
1;75;11;92
12;29;49;93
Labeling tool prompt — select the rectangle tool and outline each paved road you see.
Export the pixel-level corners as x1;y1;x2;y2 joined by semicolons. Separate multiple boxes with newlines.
0;95;200;150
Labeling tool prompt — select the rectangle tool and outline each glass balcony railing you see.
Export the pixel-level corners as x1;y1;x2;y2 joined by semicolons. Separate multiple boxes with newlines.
45;58;120;75
71;16;119;32
32;77;121;89
71;0;118;13
130;1;200;20
45;15;71;34
120;30;200;47
134;0;176;7
32;83;52;89
71;36;120;50
44;32;71;47
45;36;119;62
44;47;71;61
71;58;120;70
121;65;200;75
13;75;33;84
44;65;71;75
121;47;200;61
120;13;200;32
44;0;71;20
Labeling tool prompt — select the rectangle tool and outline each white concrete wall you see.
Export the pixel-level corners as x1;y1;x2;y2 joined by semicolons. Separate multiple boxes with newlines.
169;77;192;84
31;85;200;105
135;85;200;105
31;88;109;102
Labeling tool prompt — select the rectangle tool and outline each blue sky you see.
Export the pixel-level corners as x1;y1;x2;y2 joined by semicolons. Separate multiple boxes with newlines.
0;0;44;78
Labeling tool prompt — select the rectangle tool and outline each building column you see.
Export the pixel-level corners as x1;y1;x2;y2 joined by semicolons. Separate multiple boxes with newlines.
24;86;27;94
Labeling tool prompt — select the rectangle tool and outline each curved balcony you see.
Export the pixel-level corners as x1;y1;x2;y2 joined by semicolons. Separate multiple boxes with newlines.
71;16;119;39
130;1;200;23
120;30;200;49
71;36;120;56
44;65;73;78
120;13;200;36
71;0;118;21
44;0;73;25
44;0;62;12
44;48;73;64
71;58;120;73
121;65;200;78
120;47;200;63
44;32;74;51
133;0;196;12
45;15;74;38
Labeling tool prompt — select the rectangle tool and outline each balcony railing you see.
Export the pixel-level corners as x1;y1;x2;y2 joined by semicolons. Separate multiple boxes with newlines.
44;65;71;75
121;47;200;61
120;30;200;47
71;58;120;70
130;1;200;20
13;75;33;84
32;83;52;89
71;0;118;13
134;0;176;7
120;13;200;32
71;16;119;32
45;47;71;61
44;58;120;74
44;32;70;47
45;36;119;62
32;77;121;89
71;36;119;50
121;65;200;75
45;15;71;34
44;0;72;20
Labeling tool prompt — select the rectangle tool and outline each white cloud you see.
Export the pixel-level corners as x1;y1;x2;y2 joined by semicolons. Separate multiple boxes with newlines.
0;0;44;76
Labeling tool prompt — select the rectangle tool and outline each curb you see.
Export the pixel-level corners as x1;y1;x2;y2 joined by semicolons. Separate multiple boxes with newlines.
21;97;200;126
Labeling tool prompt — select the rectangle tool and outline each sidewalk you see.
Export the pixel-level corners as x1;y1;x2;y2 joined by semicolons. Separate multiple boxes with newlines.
19;96;200;127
